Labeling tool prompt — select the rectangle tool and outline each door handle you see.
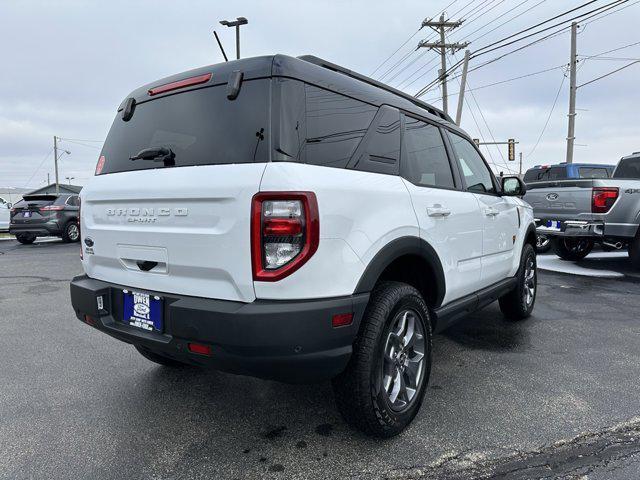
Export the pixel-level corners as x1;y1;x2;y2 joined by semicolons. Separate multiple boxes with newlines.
484;207;499;217
427;205;451;217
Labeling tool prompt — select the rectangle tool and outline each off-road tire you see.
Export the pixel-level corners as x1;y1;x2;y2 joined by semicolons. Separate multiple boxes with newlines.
332;281;432;438
62;220;80;243
135;345;190;368
499;243;536;321
16;234;36;245
629;234;640;270
553;237;593;261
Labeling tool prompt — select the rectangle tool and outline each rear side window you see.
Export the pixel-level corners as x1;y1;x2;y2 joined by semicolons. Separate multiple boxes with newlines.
523;169;542;182
614;157;640;179
302;85;377;169
99;79;270;175
579;167;609;179
402;116;454;188
448;132;495;193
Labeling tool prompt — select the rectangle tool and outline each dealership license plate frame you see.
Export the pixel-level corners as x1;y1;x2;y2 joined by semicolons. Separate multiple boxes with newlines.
122;290;163;332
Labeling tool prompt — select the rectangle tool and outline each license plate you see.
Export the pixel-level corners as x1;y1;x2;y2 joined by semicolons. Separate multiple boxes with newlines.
545;220;561;231
24;211;31;218
122;290;163;332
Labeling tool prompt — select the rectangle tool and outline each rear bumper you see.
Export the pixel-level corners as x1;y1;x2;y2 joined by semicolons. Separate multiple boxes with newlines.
9;220;62;237
535;219;637;239
69;275;369;383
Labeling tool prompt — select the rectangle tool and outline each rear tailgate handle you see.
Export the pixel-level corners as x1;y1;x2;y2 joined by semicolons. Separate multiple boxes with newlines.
136;260;158;272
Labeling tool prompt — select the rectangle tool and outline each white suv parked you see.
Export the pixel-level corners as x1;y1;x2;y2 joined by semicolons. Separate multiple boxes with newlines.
70;55;537;437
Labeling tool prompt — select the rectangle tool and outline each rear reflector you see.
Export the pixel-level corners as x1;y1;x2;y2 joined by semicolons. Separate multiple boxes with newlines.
83;315;96;326
148;73;212;96
332;313;354;328
187;343;212;356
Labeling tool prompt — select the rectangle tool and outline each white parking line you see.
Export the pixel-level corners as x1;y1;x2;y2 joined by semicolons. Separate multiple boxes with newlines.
537;252;628;278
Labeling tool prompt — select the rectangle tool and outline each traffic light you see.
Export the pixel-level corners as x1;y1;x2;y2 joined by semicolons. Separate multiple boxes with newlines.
508;138;515;161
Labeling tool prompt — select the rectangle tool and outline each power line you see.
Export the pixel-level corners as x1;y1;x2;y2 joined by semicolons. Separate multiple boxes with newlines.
22;148;54;188
579;40;640;59
527;71;567;159
58;137;103;143
60;139;102;149
423;63;567;102
370;28;422;76
578;60;640;88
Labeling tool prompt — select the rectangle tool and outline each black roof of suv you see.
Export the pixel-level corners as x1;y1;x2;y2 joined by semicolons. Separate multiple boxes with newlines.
118;54;459;131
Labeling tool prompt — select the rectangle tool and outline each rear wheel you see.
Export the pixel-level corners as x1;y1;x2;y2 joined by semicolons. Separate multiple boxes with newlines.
15;233;36;245
535;234;552;254
134;345;190;368
553;237;593;261
499;243;536;321
62;221;80;243
332;281;432;438
629;235;640;270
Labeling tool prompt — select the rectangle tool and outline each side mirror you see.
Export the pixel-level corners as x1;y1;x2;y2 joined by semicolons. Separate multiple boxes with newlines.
502;176;527;196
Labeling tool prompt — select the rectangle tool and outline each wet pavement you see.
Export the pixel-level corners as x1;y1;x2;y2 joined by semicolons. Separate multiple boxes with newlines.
1;240;639;479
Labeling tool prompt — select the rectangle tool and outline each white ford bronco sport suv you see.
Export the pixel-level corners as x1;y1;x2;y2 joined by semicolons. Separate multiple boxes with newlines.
70;55;537;437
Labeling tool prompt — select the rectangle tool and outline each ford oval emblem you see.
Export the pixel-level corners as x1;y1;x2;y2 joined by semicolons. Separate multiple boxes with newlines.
84;237;94;247
546;193;559;201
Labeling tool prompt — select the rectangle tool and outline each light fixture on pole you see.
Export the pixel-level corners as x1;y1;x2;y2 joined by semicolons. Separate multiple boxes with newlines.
219;17;248;60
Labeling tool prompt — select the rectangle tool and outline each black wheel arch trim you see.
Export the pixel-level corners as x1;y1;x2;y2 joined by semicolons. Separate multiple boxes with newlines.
353;236;446;308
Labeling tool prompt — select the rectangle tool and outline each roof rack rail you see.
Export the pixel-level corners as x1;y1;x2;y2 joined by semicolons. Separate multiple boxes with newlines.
298;55;454;123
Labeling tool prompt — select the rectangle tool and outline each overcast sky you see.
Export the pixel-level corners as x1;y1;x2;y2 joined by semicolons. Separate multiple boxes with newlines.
1;0;639;190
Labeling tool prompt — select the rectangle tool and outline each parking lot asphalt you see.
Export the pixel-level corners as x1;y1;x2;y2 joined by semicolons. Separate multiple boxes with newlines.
1;240;639;479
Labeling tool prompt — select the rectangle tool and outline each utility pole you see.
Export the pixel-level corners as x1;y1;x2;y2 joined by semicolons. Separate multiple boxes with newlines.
418;14;468;116
565;22;578;164
455;49;471;126
53;135;59;194
519;152;523;176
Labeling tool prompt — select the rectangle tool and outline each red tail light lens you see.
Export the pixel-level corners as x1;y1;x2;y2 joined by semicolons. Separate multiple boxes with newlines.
79;197;83;260
95;155;106;175
251;192;319;281
592;187;618;213
39;205;64;212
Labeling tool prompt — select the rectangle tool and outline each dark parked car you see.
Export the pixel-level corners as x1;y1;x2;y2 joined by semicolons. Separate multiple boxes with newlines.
9;193;80;244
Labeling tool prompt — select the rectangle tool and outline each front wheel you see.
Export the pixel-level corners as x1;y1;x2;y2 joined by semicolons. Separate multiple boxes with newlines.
553;237;593;261
499;243;537;321
332;281;432;438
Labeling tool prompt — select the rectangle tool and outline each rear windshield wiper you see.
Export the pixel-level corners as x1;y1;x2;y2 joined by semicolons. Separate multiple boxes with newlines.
130;146;175;167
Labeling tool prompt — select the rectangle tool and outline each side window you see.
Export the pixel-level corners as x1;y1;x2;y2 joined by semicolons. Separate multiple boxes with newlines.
303;85;377;169
70;196;80;206
402;116;455;188
351;105;400;175
448;132;495;194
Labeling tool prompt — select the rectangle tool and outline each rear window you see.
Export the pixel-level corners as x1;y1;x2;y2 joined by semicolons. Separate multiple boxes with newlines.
18;196;57;207
613;157;640;179
99;79;270;175
579;167;609;179
523;167;567;182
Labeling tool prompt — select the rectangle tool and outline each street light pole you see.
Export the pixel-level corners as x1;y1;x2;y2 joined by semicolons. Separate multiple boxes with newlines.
219;17;248;60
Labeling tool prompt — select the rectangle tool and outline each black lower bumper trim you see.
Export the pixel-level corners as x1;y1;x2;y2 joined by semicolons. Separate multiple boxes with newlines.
70;275;369;383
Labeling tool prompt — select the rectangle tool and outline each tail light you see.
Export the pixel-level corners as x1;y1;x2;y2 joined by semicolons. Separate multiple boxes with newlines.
95;155;106;175
39;205;64;212
251;192;319;281
592;187;618;213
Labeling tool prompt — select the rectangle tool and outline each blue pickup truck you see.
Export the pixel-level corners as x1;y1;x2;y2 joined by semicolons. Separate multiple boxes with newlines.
523;163;615;252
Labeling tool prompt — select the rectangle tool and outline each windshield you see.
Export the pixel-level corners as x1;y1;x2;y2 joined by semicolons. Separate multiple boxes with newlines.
98;79;270;175
613;157;640;179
